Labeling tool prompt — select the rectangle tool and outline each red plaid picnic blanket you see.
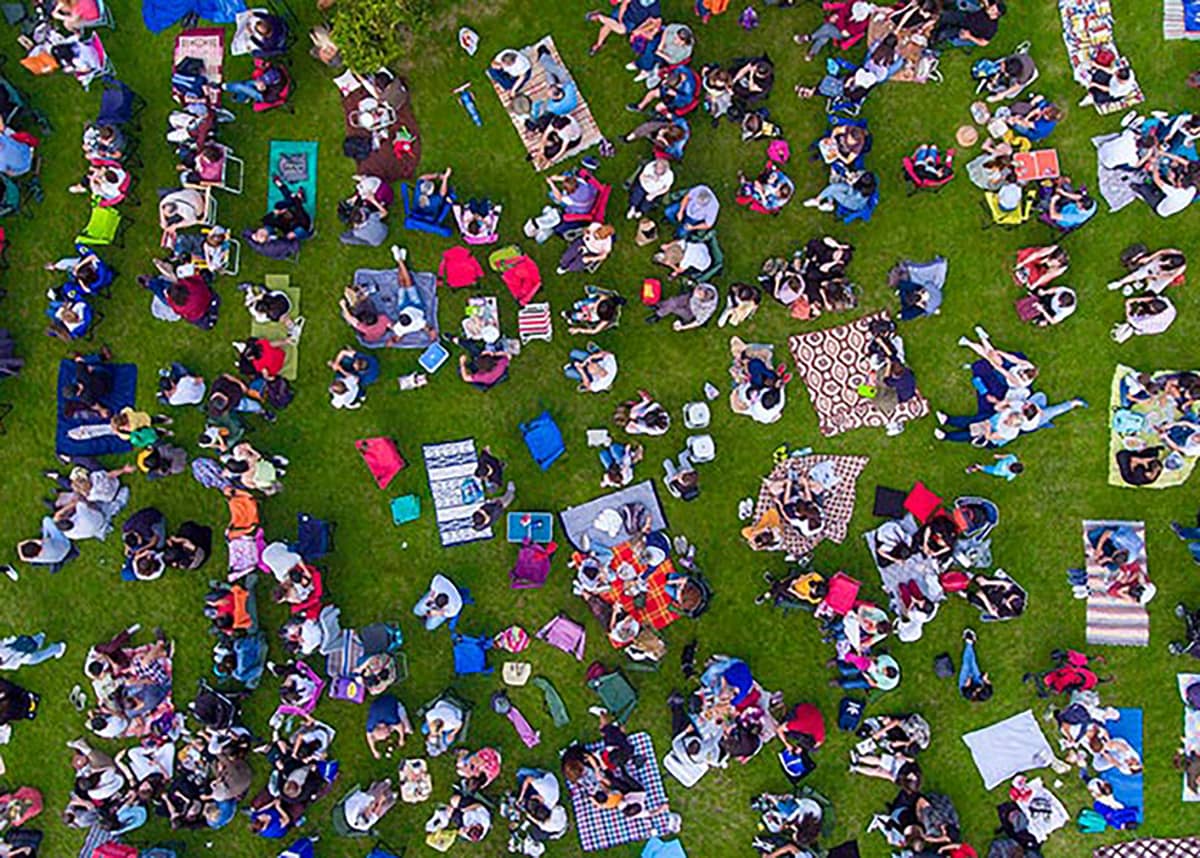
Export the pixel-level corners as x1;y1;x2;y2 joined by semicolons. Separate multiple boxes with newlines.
603;543;680;632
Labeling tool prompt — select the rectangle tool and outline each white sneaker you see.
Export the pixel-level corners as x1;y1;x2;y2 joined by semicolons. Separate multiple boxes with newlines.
973;325;989;340
957;336;970;347
935;410;948;424
624;62;637;71
802;197;822;208
1105;280;1123;291
587;706;608;718
391;245;407;264
933;428;945;440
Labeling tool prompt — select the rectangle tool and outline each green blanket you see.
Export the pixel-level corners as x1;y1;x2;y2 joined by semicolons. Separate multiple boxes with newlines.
1108;363;1198;489
250;274;299;380
267;140;318;223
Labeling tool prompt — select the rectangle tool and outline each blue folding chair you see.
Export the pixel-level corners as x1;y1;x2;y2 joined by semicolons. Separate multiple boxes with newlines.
452;633;493;676
401;183;454;237
278;838;316;858
838;187;879;224
520;410;565;470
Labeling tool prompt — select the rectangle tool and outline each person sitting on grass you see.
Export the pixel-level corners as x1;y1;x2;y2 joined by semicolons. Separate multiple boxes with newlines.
647;282;719;331
802;171;876;215
562;285;626;335
563;343;618;393
442;334;511;391
614;390;671;435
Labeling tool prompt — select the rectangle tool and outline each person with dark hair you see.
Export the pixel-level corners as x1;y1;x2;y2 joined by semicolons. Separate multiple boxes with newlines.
412;574;464;631
803;171;876;214
933;0;1004;46
472;482;516;531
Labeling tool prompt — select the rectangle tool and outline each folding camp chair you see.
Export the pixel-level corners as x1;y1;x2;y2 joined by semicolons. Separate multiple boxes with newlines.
277;837;315;858
184;145;244;195
0;74;51;134
0;175;22;219
520;410;565;470
452;633;493;676
689;231;723;282
401;183;455;237
838;187;879;224
981;187;1035;229
76;204;127;246
587;669;638;723
332;786;375;837
953;496;999;540
418;689;473;749
556;168;611;238
79;0;115;30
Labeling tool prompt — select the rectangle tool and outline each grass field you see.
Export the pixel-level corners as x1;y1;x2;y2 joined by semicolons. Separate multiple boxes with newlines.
1;0;1199;855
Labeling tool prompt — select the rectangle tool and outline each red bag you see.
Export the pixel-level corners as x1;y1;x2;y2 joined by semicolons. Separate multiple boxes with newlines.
356;437;406;489
641;278;662;305
500;256;542;306
93;846;139;858
1014;294;1041;322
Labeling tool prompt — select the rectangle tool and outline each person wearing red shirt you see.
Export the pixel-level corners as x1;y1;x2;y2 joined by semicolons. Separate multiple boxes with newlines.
235;337;287;380
166;275;216;325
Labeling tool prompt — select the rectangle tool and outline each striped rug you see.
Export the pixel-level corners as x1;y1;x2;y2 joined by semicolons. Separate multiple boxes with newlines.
423;439;491;547
1164;0;1200;39
486;36;603;172
1084;520;1150;647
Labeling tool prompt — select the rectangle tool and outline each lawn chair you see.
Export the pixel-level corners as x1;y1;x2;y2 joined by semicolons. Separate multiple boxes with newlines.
952;496;999;540
331;786;375;838
0;175;23;219
587;668;637;723
252;58;294;113
838;187;879;224
981;186;1035;229
401;183;454;237
184;144;244;195
0;74;51;134
418;689;473;753
76;204;127;246
556;168;611;239
520;410;565;470
901;156;955;194
688;230;723;282
669;572;713;619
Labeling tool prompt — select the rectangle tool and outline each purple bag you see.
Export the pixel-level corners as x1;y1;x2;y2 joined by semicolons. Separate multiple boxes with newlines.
329;676;365;703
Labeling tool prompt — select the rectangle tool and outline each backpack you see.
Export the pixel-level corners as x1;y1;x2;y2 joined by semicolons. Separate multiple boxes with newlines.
438;246;484;289
934;652;955;679
971;58;1002;80
265;376;294;409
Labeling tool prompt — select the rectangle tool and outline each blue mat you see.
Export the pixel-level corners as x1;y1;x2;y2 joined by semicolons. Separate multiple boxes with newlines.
1101;707;1144;824
507;512;553;543
55;359;137;457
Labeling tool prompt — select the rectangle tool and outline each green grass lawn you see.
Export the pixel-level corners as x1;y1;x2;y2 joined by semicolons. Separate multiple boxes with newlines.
2;0;1199;855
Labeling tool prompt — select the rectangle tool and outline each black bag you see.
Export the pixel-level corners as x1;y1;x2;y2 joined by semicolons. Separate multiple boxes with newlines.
342;135;372;161
265;376;294;409
934;652;955;679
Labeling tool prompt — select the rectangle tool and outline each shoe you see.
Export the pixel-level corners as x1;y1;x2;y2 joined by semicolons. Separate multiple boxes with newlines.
962;628;976;643
802;197;822;208
587;706;607;717
633;70;650;83
973;325;989;341
935;410;948;425
793;33;810;44
625;102;642;113
817;200;835;212
0;565;16;582
390;245;407;264
957;336;970;348
933;429;945;440
1169;642;1185;655
666;691;686;707
1176;602;1188;617
1078;94;1094;107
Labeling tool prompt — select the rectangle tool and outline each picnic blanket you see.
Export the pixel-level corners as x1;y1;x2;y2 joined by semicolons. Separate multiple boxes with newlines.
487;36;603;171
789;311;929;437
1084;520;1150;647
423;439;491;547
962;709;1056;790
1092;133;1142;212
568;732;673;852
335;71;422;182
173;28;225;98
560;481;668;551
745;454;868;556
1096;840;1200;858
351;268;439;349
268;140;318;225
1099;708;1144;823
1164;0;1200;38
865;14;937;83
1108;364;1200;488
604;547;681;632
1058;0;1144;114
56;359;137;457
1180;674;1200;800
251;274;298;379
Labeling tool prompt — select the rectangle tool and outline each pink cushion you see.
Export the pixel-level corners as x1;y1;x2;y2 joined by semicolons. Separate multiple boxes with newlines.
357;437;406;489
822;572;861;615
903;481;943;522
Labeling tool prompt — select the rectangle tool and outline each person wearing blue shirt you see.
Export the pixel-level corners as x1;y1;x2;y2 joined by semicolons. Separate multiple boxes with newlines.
0;122;33;177
966;453;1024;480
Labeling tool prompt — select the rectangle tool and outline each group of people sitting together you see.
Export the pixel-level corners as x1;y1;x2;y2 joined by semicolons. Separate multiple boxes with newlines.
1098;110;1200;218
933;328;1087;447
758;236;857;320
1112;368;1200;486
